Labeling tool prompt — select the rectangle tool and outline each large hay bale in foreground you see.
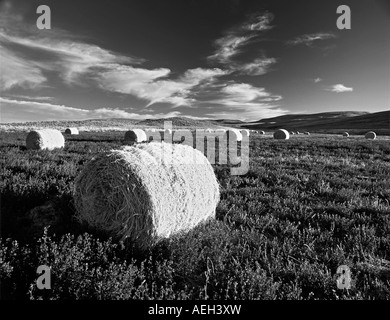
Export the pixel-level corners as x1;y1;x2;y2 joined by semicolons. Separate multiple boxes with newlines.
343;132;349;137
64;127;79;135
26;129;65;150
365;131;376;140
273;129;290;140
73;142;220;250
124;129;147;144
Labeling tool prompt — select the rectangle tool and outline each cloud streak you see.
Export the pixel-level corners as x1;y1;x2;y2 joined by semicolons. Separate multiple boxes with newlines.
0;97;182;123
287;33;337;46
235;57;277;76
0;44;46;90
208;12;274;64
325;84;353;93
199;82;285;121
97;66;228;107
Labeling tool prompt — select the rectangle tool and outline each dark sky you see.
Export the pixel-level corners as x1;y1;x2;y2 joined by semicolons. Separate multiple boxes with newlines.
1;0;389;122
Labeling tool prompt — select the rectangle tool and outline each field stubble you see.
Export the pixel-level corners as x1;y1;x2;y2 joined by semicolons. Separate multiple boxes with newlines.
0;131;389;300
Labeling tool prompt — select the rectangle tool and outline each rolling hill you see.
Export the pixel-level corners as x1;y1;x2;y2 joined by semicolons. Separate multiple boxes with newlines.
241;111;389;134
0;111;388;134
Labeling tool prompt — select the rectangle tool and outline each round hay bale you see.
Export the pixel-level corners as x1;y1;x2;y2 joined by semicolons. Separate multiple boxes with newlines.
259;131;265;135
240;129;250;136
73;142;220;250
124;129;147;144
365;131;376;140
304;131;310;135
205;128;214;133
343;132;349;137
225;128;242;142
290;131;295;135
64;127;79;135
273;129;290;140
163;129;173;141
26;129;65;150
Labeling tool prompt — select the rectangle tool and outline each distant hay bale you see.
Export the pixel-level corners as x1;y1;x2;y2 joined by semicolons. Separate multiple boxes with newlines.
65;127;79;135
365;131;376;140
273;129;290;140
296;131;301;134
259;131;265;135
290;131;295;135
162;129;173;141
225;128;242;142
73;142;220;250
205;128;214;133
343;132;349;137
124;129;147;144
240;129;250;136
304;131;310;135
26;129;65;150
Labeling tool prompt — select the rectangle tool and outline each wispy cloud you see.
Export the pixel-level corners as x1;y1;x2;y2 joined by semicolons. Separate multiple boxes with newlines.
0;44;46;90
314;77;322;83
208;12;274;64
97;66;227;107
235;57;277;76
0;97;181;123
0;10;227;108
0;3;285;121
200;82;285;121
325;84;353;93
0;31;142;86
287;33;337;46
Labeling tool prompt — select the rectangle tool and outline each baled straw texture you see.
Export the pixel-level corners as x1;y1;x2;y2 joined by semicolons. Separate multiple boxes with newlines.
65;128;79;135
26;129;65;150
273;129;290;140
73;142;220;250
343;132;349;137
124;129;147;144
365;131;376;140
225;128;242;142
240;129;250;136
